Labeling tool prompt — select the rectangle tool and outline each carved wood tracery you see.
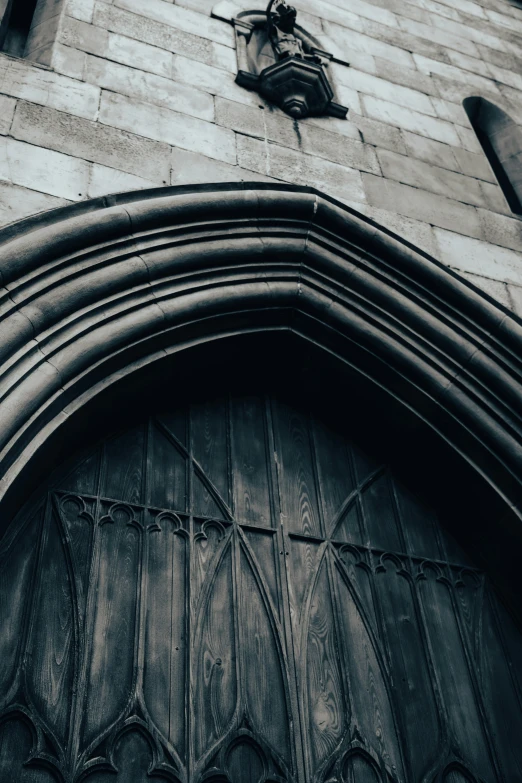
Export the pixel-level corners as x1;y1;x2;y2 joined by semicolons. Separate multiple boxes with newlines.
1;392;521;782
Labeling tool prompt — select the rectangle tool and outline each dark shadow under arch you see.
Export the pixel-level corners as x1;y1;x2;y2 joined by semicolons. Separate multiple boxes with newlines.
0;182;521;615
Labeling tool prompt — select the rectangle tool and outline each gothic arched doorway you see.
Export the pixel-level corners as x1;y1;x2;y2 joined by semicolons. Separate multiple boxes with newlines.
0;185;522;783
1;350;522;783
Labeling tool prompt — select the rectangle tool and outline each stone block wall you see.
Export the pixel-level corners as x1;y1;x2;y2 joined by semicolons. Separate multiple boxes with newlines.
1;0;522;313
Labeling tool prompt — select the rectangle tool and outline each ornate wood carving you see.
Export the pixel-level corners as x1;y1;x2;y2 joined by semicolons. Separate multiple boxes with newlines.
1;392;521;781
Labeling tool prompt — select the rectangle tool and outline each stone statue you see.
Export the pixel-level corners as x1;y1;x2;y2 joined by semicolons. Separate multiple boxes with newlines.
267;0;305;60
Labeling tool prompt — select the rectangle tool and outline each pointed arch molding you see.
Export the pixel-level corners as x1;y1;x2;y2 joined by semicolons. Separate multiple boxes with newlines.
1;183;522;596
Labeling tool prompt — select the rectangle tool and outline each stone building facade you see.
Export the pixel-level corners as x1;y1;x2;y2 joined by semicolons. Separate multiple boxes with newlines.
1;2;522;783
1;0;522;310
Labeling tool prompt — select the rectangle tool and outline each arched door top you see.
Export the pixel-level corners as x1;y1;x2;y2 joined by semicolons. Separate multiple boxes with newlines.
1;183;522;606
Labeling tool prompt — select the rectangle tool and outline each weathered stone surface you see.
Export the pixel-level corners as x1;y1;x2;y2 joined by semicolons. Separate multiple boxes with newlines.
0;180;69;227
0;137;90;200
170;147;279;186
113;0;235;47
451;146;496;182
412;53;501;93
215;98;299;149
52;43;86;80
171;54;264;106
430;96;470;127
0;56;100;120
350;113;407;154
508;283;522;317
237;135;366;204
361;95;461;146
67;0;94;22
397;15;481;57
99;91;236;164
362;172;482;237
215;98;380;174
376;148;501;209
305;115;364;142
321;25;415;69
335;68;436;116
402;131;460;172
330;84;362;115
459;270;511;307
0;96;16;135
93;2;236;72
477;208;522;252
11;101;171;182
59;15;109;57
370;56;438;95
446;48;493;78
345;199;438;256
88;163;159;197
84;55;214;120
0;0;518;312
299;124;381;174
434;227;522;284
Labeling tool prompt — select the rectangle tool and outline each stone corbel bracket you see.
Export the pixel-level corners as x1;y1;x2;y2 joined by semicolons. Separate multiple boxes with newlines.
212;2;349;119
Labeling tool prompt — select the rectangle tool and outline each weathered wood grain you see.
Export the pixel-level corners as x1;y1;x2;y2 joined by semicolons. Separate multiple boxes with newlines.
274;401;321;537
191;398;229;515
144;520;187;757
26;508;75;747
149;423;187;513
0;394;521;781
102;427;145;504
194;541;237;760
239;544;289;762
230;395;271;527
0;509;40;707
373;558;440;781
82;512;140;750
418;567;496;778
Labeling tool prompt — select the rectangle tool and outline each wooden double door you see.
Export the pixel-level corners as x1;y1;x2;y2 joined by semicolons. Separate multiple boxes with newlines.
0;391;521;783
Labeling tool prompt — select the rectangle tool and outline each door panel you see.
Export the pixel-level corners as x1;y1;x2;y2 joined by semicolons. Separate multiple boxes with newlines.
0;392;520;783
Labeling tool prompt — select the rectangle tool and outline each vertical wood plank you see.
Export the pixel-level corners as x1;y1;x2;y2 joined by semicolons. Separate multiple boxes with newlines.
393;481;442;560
273;400;321;537
478;592;522;780
102;427;145;505
0;508;41;706
418;568;496;778
332;559;403;778
57;450;100;496
239;543;290;762
26;507;75;747
373;559;441;781
144;522;187;759
193;539;237;760
191;397;230;513
149;424;187;513
242;528;280;617
360;473;402;552
311;417;356;535
82;508;141;751
304;554;346;774
230;395;271;527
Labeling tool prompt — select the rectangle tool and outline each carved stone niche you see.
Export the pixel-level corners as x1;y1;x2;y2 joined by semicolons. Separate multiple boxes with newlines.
216;1;348;119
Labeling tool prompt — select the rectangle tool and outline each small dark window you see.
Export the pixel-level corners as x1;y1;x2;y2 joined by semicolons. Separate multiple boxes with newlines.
464;96;522;215
0;0;40;58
